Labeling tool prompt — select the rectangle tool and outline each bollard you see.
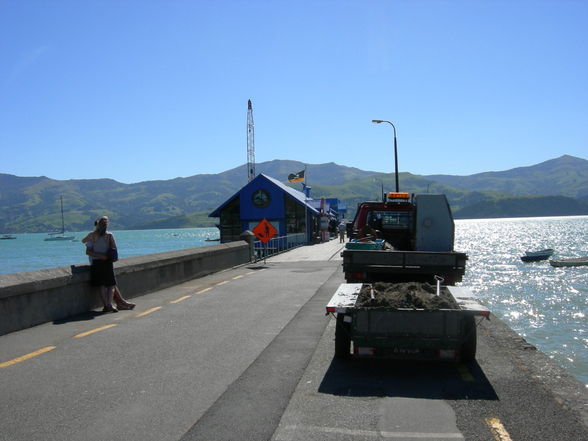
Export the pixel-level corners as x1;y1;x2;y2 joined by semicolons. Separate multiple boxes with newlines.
239;230;256;262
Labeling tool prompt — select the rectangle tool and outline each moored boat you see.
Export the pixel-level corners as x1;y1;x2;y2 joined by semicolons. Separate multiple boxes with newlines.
44;196;75;242
520;248;554;262
0;234;17;240
549;257;588;267
44;232;75;241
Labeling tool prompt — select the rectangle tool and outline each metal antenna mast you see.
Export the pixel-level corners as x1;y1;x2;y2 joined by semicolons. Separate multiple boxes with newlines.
247;99;255;182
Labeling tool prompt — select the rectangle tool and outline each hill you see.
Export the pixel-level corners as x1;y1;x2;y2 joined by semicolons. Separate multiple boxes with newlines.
427;155;588;199
0;155;587;233
454;195;588;219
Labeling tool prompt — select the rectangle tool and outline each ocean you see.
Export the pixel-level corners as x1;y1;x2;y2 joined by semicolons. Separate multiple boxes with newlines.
1;218;587;386
0;227;220;275
455;216;587;387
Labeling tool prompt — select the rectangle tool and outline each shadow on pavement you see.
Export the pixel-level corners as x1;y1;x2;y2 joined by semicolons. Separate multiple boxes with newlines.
318;357;498;401
53;310;103;325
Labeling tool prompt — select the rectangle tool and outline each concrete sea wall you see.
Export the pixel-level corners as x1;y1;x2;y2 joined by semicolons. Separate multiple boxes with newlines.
0;241;250;336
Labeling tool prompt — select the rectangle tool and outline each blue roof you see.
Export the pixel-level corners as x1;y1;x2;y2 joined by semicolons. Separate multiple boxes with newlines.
262;174;319;213
209;173;319;217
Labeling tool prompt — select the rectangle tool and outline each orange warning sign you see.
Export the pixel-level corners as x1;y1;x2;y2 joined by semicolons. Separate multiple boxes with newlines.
252;219;277;244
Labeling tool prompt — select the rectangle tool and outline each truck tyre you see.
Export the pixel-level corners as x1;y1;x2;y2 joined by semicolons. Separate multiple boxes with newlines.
461;315;477;362
335;314;351;359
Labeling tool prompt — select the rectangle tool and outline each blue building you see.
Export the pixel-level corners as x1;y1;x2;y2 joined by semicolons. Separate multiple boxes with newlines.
209;174;323;245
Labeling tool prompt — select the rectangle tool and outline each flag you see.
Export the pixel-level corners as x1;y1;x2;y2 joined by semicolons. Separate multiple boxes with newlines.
288;170;305;182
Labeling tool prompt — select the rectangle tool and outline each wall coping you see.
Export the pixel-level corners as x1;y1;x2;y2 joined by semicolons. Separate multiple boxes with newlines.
0;241;248;299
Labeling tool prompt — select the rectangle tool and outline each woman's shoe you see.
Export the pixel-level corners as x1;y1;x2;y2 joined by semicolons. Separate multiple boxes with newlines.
116;302;136;310
102;305;118;313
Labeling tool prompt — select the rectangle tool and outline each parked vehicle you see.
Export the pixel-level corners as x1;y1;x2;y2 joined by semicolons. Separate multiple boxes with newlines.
332;140;486;361
326;283;489;361
343;192;467;285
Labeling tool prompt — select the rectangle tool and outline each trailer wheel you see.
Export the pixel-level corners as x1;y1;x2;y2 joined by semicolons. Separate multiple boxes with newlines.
461;316;477;362
335;314;351;359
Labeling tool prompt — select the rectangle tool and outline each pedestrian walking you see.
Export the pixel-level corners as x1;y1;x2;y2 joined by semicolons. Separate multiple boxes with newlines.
338;221;346;243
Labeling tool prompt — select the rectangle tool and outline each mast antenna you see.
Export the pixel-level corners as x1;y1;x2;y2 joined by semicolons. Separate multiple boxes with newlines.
247;99;256;182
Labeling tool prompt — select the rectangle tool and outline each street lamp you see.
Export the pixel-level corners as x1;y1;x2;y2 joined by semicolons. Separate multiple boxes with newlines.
372;119;399;192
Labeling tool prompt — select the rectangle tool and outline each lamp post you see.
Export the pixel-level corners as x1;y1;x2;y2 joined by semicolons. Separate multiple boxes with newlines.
372;119;399;192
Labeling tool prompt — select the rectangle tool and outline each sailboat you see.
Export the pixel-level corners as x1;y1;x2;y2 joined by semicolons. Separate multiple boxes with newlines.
44;196;75;241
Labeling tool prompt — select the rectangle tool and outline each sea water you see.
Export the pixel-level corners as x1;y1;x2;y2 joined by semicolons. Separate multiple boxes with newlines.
455;216;588;387
1;219;587;386
0;227;220;275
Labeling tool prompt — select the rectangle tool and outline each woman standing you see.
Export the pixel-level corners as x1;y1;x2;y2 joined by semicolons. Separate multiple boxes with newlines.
83;216;134;312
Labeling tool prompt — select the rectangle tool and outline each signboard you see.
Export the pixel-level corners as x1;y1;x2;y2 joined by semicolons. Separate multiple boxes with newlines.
252;219;278;244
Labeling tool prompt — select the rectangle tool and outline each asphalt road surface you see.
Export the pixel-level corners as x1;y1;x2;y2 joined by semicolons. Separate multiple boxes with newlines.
1;240;587;441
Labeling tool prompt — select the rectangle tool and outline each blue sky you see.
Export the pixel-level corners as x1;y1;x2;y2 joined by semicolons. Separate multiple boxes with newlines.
1;0;586;184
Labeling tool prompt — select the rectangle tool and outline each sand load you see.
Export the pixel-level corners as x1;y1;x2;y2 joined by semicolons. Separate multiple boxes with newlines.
355;282;460;310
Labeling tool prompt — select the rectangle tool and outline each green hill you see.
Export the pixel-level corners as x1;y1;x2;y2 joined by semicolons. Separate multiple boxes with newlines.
454;195;588;219
427;155;588;199
1;155;587;233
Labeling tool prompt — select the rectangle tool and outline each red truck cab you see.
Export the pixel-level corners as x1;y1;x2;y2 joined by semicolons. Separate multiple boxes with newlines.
350;192;415;250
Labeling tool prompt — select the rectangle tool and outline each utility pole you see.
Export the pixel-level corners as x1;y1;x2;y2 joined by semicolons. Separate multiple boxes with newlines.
247;99;255;182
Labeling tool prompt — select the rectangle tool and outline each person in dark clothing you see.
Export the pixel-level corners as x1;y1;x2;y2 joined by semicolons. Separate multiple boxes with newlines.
83;216;135;312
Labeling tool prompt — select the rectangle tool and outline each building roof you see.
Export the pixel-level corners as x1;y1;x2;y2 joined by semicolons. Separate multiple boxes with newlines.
262;174;319;213
209;173;320;218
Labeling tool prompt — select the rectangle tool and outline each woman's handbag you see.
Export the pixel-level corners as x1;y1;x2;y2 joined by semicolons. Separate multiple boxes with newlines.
107;247;119;262
107;234;119;262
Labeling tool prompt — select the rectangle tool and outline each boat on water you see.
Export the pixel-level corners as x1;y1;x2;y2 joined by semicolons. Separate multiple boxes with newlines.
520;248;554;262
0;234;17;240
205;237;220;242
45;232;76;241
549;257;588;267
44;196;75;242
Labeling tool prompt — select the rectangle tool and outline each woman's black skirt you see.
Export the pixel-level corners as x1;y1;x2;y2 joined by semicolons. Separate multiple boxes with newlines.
90;260;116;287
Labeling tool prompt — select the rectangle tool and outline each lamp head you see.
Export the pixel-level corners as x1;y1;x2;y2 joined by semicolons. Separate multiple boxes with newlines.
372;119;383;124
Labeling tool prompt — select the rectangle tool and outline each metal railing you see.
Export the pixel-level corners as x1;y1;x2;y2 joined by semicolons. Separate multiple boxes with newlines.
253;233;307;261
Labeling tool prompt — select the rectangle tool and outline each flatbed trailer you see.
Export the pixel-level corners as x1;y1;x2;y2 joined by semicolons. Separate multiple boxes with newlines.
342;248;467;284
326;283;489;361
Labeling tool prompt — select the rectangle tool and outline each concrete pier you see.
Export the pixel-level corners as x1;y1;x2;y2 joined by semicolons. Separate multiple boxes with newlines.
0;241;250;336
0;238;586;441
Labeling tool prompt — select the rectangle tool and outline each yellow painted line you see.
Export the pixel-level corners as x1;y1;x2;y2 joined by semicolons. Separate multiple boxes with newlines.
457;364;475;382
485;417;513;441
196;287;213;294
216;280;229;286
245;271;256;276
232;275;244;280
0;346;56;368
170;295;191;304
74;324;118;338
135;306;162;318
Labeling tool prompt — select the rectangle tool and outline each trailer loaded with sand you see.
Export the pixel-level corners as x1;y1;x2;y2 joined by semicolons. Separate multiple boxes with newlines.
328;185;488;360
326;282;489;361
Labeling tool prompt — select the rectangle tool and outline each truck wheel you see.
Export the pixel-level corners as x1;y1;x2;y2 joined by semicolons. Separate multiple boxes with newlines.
335;314;351;359
461;316;477;362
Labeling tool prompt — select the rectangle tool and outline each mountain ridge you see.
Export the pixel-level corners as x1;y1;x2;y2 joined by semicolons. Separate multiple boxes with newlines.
426;155;588;198
1;155;587;233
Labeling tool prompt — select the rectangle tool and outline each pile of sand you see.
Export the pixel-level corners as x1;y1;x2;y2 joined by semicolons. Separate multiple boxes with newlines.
355;282;459;310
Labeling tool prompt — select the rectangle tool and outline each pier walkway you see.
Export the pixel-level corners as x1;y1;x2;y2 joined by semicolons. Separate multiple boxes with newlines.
1;239;587;441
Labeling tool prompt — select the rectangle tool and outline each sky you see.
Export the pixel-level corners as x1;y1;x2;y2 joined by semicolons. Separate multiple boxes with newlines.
1;0;586;184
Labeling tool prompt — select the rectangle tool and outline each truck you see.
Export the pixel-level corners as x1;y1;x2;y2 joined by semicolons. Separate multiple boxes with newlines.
329;190;488;361
343;192;467;285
